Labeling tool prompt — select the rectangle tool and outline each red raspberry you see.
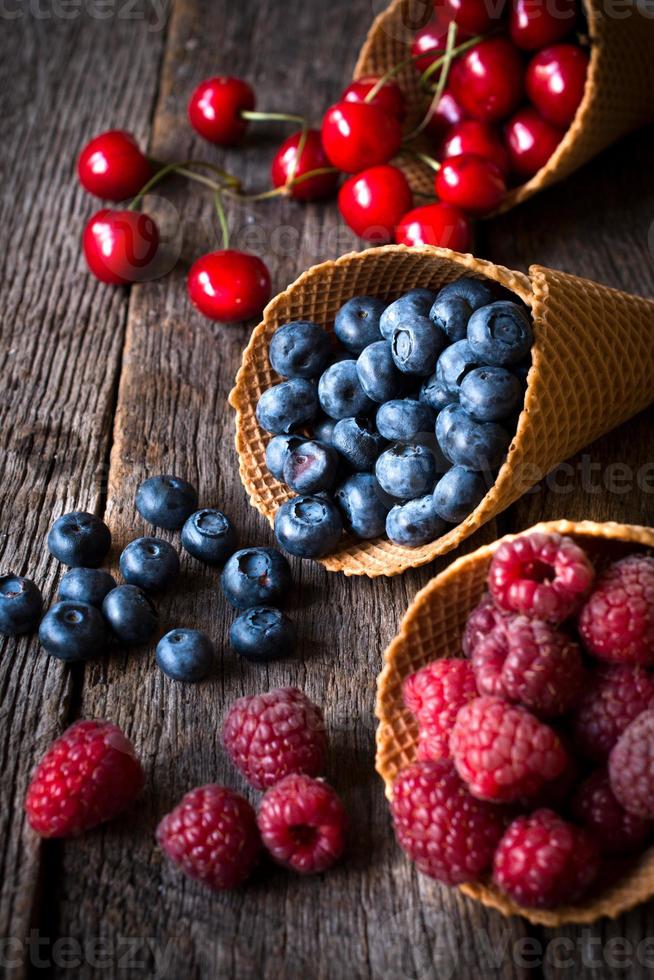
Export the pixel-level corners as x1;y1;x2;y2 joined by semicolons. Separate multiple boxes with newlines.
461;592;507;658
571;664;654;762
156;785;261;890
572;769;652;856
450;696;568;803
403;659;477;762
222;687;327;791
257;774;347;874
470;626;507;698
25;720;144;837
578;556;654;666
493;809;600;909
488;532;594;623
609;708;654;818
520;744;579;810
391;760;506;885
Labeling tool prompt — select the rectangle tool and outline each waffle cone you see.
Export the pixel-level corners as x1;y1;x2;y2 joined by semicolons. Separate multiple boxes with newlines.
376;519;654;925
230;245;654;577
354;0;654;211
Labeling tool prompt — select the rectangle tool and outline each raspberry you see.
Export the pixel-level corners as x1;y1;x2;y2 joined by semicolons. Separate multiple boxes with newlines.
449;696;568;802
156;785;261;890
572;769;652;856
391;760;506;885
571;664;654;762
25;720;144;838
609;708;654;818
578;556;654;666
493;809;600;909
222;687;327;791
257;774;347;874
488;532;594;623
461;592;507;658
470;627;507;698
403;659;477;762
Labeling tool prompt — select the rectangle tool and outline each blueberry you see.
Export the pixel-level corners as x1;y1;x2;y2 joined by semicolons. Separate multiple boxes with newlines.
102;585;158;644
334;295;386;353
318;360;374;420
181;509;236;565
379;289;437;341
119;537;180;593
265;434;305;481
356;341;401;403
375;443;437;500
334;473;390;539
274;496;343;558
283;440;339;494
436;404;511;471
313;416;337;445
376;399;435;443
256;378;319;435
467;301;533;366
460;366;523;422
429;278;495;342
436;340;482;393
47;511;111;568
156;628;215;682
221;547;292;609
229;606;295;662
269;320;332;379
433;466;489;523
420;374;459;412
386;495;448;548
332;417;385;472
59;568;116;608
134;475;198;531
39;601;107;661
391;317;446;376
0;575;43;636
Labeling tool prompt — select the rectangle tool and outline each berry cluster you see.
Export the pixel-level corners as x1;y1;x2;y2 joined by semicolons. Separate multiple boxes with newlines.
392;532;654;910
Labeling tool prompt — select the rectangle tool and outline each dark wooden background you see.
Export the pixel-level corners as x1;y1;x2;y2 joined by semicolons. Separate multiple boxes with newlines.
2;0;654;977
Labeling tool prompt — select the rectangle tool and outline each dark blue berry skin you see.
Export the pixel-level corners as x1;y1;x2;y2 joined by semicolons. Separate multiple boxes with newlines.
375;443;438;500
460;366;523;422
0;575;43;636
313;416;337;445
436;340;482;394
283;440;339;494
318;360;374;420
433;466;489;523
119;537;180;593
429;278;495;342
269;321;332;379
356;341;402;403
181;509;237;565
334;473;390;539
376;399;435;444
102;585;158;644
332;417;385;472
256;379;319;435
274;496;343;559
135;475;198;531
39;601;107;661
391;317;446;376
59;568;116;608
467;301;533;366
379;289;437;341
334;296;386;354
436;404;511;471
229;607;295;662
386;495;448;548
420;374;459;412
265;435;304;481
221;548;292;609
47;512;111;568
156;628;215;682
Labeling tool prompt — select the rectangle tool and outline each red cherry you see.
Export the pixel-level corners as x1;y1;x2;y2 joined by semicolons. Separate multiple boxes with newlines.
440;120;510;176
82;209;159;285
449;37;524;123
445;0;505;33
188;76;256;145
394;202;471;251
435;153;506;215
509;0;578;51
411;14;464;72
526;44;589;128
187;250;271;322
424;89;466;141
341;77;406;120
271;129;338;201
77;130;153;201
338;165;413;243
321;101;402;173
505;106;564;178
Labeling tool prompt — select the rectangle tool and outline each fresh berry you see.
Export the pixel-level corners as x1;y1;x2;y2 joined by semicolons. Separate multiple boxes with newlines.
440;121;510;177
410;14;459;72
269;320;332;379
38;602;107;661
403;659;477;762
58;568;116;608
339;165;413;243
119;537;180;593
77;130;153;201
221;547;292;610
609;709;654;818
188;76;255;145
321;101;402;173
571;664;654;762
318;361;374;419
572;769;652;856
433;466;488;524
48;511;111;568
155;628;215;682
449;38;524;124
436;403;511;471
376;399;435;444
425;90;465;140
526;44;590;128
274;495;343;559
334;295;386;353
510;0;578;50
258;774;347;873
386;495;448;548
156;785;261;889
341;76;406;120
271;129;338;201
222;686;327;791
390;315;446;376
102;584;158;645
229;607;296;662
356;341;402;403
467;301;533;366
0;575;43;636
459;366;523;421
376;444;438;501
462;592;506;657
83;209;159;285
504;107;564;178
181;509;237;565
135;474;198;530
282;439;339;494
394;203;471;251
256;378;319;434
380;290;437;341
25;720;144;837
578;555;654;665
266;435;305;482
313;416;336;445
430;278;495;343
334;473;390;540
187;249;271;322
435;339;482;398
445;0;499;34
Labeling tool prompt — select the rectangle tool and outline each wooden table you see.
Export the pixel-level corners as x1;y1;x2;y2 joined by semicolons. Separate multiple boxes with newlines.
2;1;654;977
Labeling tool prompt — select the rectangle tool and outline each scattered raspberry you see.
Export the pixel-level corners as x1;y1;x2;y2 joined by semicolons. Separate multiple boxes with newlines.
222;687;327;791
391;760;506;885
257;774;347;874
493;809;600;909
403;659;477;762
572;769;652;856
449;696;568;803
609;708;654;818
156;785;261;890
571;664;654;762
578;556;654;666
25;720;144;838
461;592;507;658
488;532;594;623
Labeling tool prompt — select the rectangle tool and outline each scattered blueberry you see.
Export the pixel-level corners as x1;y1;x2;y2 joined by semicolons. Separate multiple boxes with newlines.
334;473;390;539
376;399;435;444
102;585;158;645
265;434;305;481
391;316;446;376
467;301;533;366
436;404;511;471
156;628;215;682
38;601;107;661
58;568;116;608
269;320;332;379
181;509;236;565
274;496;343;558
459;366;523;422
356;341;401;402
135;475;198;530
0;575;43;636
334;295;386;353
47;512;111;568
433;466;489;523
229;606;296;662
318;360;373;419
283;440;339;494
375;443;437;500
379;289;436;341
221;548;292;609
313;416;337;445
386;495;448;548
332;417;386;472
256;378;319;434
429;278;495;342
119;537;180;593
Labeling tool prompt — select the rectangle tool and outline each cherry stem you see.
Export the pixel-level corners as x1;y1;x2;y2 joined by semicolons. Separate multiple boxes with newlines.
241;110;307;126
407;21;458;140
213;190;230;250
407;148;441;172
129;160;240;210
286;124;309;188
226;166;338;203
419;31;488;88
363;47;453;103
